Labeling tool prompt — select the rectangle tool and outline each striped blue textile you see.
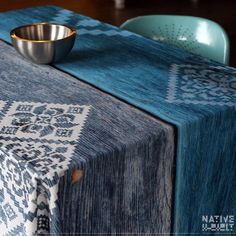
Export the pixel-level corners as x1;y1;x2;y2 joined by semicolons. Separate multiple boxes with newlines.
0;40;174;235
0;5;235;234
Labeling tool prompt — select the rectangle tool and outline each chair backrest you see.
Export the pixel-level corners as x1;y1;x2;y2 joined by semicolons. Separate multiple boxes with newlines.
120;15;230;64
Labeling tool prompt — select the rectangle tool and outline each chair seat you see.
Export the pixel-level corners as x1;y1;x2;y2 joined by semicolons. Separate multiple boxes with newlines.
121;15;230;64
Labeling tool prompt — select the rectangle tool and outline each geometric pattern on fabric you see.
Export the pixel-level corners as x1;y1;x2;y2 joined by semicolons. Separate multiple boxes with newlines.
0;100;91;235
167;64;236;106
0;101;91;142
51;8;136;37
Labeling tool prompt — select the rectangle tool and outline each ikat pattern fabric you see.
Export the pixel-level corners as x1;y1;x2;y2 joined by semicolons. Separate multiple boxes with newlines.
167;64;236;105
0;101;5;112
0;102;90;141
0;40;175;236
51;8;136;38
0;100;91;235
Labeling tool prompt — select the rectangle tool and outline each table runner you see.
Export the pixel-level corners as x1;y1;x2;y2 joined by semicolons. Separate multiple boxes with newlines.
0;40;175;235
0;5;235;234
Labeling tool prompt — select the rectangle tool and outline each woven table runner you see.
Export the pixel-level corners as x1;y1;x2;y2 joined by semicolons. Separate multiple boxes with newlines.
0;5;235;234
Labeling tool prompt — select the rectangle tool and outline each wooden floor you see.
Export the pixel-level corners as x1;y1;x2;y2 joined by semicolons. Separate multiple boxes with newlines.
1;0;236;67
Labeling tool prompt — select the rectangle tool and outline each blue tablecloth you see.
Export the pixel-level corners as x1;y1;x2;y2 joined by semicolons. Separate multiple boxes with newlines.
0;40;175;235
0;5;235;235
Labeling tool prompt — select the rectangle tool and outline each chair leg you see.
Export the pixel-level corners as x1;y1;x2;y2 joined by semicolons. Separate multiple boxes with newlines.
114;0;125;9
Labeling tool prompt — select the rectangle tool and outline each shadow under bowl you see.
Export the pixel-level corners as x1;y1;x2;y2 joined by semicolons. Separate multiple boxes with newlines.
10;22;76;64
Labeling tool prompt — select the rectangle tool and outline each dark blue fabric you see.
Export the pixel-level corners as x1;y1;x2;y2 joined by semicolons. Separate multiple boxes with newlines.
0;5;235;234
0;41;175;235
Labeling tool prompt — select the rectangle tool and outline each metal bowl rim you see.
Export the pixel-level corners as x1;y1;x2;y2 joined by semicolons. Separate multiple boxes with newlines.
10;22;76;43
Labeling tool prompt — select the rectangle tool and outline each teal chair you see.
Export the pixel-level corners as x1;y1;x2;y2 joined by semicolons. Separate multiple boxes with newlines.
121;15;230;64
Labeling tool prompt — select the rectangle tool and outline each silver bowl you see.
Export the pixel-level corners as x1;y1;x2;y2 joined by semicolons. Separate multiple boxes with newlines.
10;22;76;64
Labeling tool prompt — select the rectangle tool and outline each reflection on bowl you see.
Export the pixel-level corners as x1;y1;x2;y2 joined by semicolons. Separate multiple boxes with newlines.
10;22;76;64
